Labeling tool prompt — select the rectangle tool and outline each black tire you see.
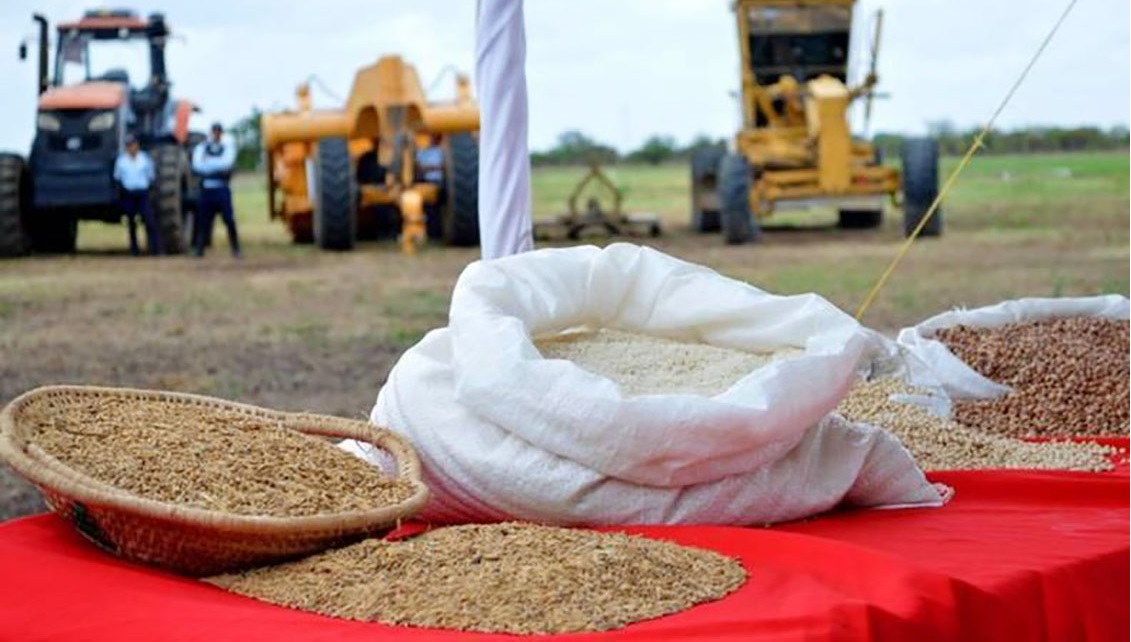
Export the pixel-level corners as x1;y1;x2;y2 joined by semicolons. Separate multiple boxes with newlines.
901;137;942;238
442;133;479;247
837;208;883;229
690;146;725;233
0;154;30;258
312;137;356;251
719;153;759;245
151;144;188;255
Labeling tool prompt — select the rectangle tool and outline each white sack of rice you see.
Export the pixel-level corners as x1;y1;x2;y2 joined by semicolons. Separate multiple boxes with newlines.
344;244;945;525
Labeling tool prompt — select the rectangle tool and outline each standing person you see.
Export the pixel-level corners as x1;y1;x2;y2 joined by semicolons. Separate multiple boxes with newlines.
191;122;241;257
113;134;160;256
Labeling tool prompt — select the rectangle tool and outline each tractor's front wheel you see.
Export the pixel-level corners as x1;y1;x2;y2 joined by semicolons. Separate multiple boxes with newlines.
442;133;480;247
0;154;31;258
152;144;188;255
312;137;357;251
719;153;759;245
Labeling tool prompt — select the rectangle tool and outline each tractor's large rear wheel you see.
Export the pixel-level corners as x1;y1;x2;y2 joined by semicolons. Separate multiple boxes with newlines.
901;137;942;238
690;146;725;233
719;153;759;245
0;154;30;258
442;133;479;247
313;138;357;251
152;144;188;254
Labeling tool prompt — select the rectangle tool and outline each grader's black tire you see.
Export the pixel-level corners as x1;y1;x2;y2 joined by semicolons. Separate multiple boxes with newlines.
152;144;188;255
837;208;883;229
442;133;479;247
0;154;31;258
719;153;758;245
690;146;725;233
313;137;357;251
901;137;942;238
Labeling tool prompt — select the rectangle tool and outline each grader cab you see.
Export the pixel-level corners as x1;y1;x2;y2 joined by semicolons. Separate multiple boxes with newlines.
691;0;941;244
261;56;480;253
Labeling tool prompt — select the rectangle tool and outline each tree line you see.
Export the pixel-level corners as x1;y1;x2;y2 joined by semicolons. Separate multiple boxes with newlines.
530;131;727;167
873;123;1130;160
532;125;1129;167
223;109;1128;172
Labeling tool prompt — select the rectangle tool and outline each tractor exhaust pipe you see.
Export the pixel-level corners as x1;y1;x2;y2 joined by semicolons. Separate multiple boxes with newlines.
32;13;48;95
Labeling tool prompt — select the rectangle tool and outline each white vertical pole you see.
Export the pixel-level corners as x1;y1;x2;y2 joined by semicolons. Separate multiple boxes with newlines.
475;0;534;260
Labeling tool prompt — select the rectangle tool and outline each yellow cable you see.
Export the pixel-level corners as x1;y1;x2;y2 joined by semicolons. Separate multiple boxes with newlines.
855;0;1079;321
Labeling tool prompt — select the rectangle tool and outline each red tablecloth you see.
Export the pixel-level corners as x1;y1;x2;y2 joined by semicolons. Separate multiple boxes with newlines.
0;459;1127;642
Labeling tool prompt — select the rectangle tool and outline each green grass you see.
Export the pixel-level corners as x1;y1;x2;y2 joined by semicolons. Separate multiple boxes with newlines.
74;151;1128;252
76;174;289;252
530;151;1130;229
62;150;1127;331
558;151;1128;319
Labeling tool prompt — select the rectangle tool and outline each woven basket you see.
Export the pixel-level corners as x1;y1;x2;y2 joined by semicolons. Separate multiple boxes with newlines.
0;385;429;576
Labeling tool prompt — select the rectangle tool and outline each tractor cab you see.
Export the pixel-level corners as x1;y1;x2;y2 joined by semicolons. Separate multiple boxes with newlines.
30;10;181;153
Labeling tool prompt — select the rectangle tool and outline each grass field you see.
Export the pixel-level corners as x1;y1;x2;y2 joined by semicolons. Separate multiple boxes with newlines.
0;150;1127;518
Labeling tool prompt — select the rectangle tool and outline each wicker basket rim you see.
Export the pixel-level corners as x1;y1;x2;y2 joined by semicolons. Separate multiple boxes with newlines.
0;385;429;535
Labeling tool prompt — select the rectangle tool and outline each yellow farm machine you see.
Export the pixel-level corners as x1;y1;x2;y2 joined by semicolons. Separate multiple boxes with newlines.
691;0;941;244
261;56;480;253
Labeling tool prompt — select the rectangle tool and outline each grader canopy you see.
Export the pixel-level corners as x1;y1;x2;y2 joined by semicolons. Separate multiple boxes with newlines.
691;0;941;244
261;56;480;253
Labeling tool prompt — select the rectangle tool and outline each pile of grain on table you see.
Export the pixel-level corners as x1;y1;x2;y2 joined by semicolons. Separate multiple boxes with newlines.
207;523;746;635
838;378;1118;472
534;328;797;396
25;396;415;516
936;318;1129;438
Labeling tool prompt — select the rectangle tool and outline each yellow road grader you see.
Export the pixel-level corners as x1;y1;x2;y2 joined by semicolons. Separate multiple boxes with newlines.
261;56;480;252
691;0;941;244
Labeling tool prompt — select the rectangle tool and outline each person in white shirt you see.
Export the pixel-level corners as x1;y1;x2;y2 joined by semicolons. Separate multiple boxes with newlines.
191;122;241;257
113;135;159;256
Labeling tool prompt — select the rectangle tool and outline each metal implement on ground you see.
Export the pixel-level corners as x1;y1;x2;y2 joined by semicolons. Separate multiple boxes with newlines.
533;164;661;242
0;8;201;257
689;0;941;244
261;56;481;254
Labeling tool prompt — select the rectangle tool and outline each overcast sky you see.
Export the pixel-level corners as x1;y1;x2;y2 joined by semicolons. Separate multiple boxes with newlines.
0;0;1127;154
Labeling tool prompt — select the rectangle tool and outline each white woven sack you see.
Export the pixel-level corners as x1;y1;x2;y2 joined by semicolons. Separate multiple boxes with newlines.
896;295;1130;400
347;244;944;524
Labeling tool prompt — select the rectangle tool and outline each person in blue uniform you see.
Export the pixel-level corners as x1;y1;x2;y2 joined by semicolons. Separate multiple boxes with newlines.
113;135;159;256
191;122;241;257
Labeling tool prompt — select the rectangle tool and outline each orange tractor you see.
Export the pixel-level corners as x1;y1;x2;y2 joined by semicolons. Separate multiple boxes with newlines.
0;9;199;257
